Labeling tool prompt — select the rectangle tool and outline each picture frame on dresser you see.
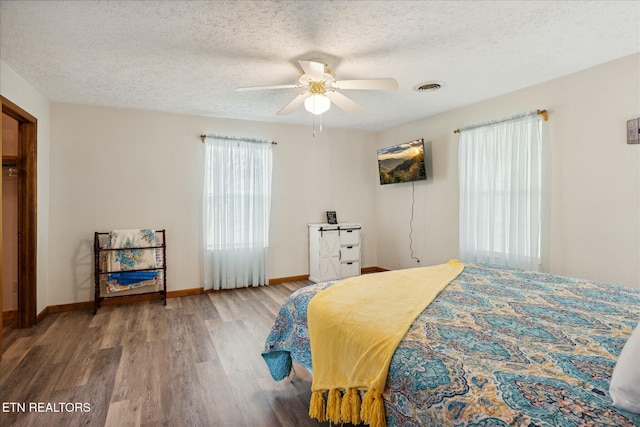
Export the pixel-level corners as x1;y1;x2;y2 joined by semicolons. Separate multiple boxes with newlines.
326;211;338;224
628;118;639;144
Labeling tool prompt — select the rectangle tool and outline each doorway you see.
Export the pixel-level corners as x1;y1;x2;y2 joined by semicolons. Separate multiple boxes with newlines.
1;96;37;356
2;113;19;329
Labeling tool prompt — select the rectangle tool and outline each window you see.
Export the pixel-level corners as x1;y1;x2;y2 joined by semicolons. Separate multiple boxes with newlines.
202;136;273;289
458;113;548;271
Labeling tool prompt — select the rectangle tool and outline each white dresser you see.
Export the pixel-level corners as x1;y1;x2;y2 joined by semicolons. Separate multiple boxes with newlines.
308;223;362;283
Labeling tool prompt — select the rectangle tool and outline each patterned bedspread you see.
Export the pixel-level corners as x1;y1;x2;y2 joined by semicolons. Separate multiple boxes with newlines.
262;264;640;426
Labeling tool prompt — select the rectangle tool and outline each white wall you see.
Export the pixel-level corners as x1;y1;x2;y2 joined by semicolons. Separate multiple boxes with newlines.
0;60;51;314
375;53;640;288
49;104;378;305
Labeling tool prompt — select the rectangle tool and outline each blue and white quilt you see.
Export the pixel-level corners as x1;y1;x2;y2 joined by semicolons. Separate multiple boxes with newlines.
263;264;640;426
105;229;160;293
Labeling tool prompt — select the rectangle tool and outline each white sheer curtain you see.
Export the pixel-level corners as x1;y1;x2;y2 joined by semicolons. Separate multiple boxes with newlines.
458;113;548;271
203;135;273;290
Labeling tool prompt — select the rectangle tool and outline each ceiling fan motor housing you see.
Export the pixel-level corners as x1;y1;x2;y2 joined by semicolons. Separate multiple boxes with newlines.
299;65;335;88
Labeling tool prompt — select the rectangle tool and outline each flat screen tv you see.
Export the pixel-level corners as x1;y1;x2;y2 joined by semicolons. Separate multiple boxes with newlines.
377;138;427;185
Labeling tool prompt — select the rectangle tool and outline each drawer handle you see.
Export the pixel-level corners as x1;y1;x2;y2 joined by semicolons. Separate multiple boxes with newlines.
347;245;353;249
347;262;353;265
347;230;353;233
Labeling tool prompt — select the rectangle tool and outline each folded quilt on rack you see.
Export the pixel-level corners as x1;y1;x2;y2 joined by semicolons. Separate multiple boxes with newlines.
107;229;157;272
106;274;159;293
105;229;159;293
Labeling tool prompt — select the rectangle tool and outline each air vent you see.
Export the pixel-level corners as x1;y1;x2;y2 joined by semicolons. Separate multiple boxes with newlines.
414;81;442;92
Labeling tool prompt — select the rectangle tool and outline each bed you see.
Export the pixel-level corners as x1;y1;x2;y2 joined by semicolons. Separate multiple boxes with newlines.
262;263;640;426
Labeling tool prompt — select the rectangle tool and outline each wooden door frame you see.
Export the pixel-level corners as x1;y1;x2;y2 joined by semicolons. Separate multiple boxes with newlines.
1;95;37;332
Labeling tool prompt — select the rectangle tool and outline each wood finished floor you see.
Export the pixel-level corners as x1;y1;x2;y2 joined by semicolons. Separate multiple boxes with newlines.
0;281;346;427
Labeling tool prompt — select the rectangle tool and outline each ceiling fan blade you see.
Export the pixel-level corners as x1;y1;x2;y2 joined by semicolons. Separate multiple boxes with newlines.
277;92;311;116
236;84;299;92
298;60;325;81
334;78;398;91
325;91;364;115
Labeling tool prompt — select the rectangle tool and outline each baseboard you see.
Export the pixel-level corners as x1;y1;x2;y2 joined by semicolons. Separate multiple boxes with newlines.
37;306;49;323
269;274;310;285
3;310;17;320
271;267;388;284
49;301;93;313
168;288;210;297
33;267;390;320
362;266;389;274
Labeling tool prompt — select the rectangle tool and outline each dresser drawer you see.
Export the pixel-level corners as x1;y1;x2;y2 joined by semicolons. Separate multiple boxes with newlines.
340;245;360;262
340;228;360;245
341;261;360;278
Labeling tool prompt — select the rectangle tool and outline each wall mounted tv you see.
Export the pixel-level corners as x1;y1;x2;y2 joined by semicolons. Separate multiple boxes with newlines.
377;138;427;185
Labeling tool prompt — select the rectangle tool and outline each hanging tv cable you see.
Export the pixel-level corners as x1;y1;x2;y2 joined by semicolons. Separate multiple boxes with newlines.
409;181;420;263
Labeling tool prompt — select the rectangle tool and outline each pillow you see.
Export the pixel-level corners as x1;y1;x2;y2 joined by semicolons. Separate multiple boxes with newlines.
609;322;640;414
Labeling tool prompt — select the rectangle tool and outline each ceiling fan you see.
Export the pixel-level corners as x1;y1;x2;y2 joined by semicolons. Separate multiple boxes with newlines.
236;60;398;116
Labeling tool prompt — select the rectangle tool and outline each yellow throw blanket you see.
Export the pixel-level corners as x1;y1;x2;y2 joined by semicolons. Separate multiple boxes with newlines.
307;260;464;427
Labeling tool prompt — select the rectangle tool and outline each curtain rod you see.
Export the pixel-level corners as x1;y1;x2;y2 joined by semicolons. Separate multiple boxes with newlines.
200;134;277;145
454;109;548;134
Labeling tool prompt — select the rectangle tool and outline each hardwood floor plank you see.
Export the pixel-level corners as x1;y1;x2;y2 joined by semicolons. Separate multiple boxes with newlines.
2;313;56;355
105;398;142;427
0;337;33;384
55;324;105;390
195;359;249;427
281;280;312;292
146;300;169;343
88;305;112;328
165;295;183;309
99;304;134;349
254;287;289;317
228;368;282;427
32;311;89;363
111;339;154;403
1;318;18;353
161;335;211;426
70;345;123;426
208;291;245;322
1;344;52;405
259;284;293;307
178;296;219;363
180;293;220;321
241;298;284;343
139;339;169;423
206;318;261;377
258;375;319;427
1;280;331;427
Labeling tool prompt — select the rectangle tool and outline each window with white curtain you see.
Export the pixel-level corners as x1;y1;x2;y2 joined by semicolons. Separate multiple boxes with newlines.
202;135;273;290
458;112;548;271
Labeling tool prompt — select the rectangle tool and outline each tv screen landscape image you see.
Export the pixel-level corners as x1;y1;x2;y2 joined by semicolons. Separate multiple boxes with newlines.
377;139;427;185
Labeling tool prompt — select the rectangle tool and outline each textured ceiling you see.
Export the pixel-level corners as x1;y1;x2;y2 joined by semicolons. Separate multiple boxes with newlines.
1;1;638;131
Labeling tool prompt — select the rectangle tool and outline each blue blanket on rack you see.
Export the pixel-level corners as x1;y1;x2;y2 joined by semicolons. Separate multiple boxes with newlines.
107;271;158;285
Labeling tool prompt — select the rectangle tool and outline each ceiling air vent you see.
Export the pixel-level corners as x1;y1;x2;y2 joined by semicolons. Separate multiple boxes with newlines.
414;81;442;92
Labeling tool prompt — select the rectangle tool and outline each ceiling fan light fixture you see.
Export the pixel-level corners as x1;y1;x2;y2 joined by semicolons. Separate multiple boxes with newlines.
237;60;394;117
304;93;331;115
